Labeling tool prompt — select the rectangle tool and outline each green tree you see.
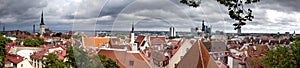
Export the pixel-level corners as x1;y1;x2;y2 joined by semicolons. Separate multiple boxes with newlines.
116;34;126;39
68;46;119;68
263;40;300;67
72;46;104;68
98;54;119;68
65;46;77;68
43;53;66;68
0;34;12;67
23;38;45;47
180;0;260;30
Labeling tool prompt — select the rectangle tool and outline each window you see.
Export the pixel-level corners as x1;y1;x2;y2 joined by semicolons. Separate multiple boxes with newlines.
186;48;189;52
21;64;23;67
129;61;134;66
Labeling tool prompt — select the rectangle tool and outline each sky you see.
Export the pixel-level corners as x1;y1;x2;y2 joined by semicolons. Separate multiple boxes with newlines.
0;0;299;33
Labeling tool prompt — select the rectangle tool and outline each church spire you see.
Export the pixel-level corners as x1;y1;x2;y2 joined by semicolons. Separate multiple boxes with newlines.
131;22;134;33
201;20;205;32
40;11;45;25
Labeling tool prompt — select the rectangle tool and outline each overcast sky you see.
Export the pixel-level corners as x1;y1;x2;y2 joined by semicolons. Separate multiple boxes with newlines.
0;0;299;33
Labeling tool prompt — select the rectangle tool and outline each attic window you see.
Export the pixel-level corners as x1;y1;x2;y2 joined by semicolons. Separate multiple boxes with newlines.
129;61;134;66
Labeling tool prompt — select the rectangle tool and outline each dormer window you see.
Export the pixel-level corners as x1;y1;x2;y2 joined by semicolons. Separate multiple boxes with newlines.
129;61;134;66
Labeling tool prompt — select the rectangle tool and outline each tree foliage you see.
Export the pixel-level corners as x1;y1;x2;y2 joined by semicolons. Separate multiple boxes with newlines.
66;46;77;68
72;46;103;68
180;0;260;30
180;0;201;7
263;40;300;68
43;53;66;68
67;46;120;68
98;54;119;68
23;38;45;47
0;34;12;67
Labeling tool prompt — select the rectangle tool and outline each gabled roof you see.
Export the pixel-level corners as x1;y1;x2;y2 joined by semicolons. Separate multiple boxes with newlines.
135;35;146;47
176;40;218;68
4;54;24;64
110;38;122;46
98;49;154;68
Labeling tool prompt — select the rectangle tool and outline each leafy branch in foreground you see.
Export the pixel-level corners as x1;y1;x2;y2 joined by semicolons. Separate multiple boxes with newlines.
180;0;260;30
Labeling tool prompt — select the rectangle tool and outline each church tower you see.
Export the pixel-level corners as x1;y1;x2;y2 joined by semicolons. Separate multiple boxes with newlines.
293;30;296;37
130;23;135;43
201;20;205;38
130;22;137;51
40;11;45;34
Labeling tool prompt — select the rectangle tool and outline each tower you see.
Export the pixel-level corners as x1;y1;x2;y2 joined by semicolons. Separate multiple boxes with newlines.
130;23;137;51
2;25;5;32
237;28;241;35
169;27;176;37
201;20;205;32
293;30;296;37
201;20;206;38
33;24;35;33
130;22;135;44
40;11;45;35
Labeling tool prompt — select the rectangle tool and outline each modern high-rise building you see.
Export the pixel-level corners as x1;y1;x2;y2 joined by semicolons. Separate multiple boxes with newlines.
169;26;176;37
2;25;5;32
40;11;45;35
237;28;241;35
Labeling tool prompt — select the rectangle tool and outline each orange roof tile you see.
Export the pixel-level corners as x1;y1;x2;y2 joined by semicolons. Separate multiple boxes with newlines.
150;36;166;45
176;40;218;68
99;49;154;68
84;37;110;48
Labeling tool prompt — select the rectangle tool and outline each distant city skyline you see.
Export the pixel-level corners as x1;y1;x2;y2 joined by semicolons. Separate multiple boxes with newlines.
0;0;299;33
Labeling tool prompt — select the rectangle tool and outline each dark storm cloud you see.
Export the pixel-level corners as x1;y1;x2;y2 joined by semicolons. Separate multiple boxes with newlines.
259;0;300;12
0;0;299;33
0;0;46;24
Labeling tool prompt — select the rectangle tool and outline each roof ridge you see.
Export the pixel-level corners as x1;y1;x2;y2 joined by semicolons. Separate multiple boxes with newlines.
138;52;153;68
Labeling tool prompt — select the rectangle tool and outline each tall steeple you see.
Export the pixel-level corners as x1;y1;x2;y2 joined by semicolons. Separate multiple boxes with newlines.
40;11;45;25
131;23;134;33
201;20;205;32
130;22;135;43
40;11;45;34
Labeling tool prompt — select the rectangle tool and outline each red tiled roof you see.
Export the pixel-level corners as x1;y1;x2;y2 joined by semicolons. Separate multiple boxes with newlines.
31;50;47;59
149;36;166;45
99;49;154;68
176;40;218;68
84;37;110;48
135;35;146;47
5;42;17;52
110;38;122;46
32;45;67;60
53;50;66;60
4;54;24;64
